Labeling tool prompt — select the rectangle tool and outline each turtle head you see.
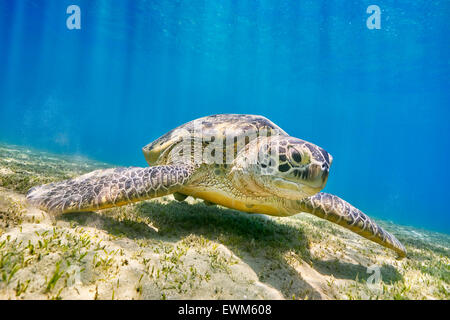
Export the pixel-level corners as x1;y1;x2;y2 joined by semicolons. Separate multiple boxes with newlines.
233;136;332;200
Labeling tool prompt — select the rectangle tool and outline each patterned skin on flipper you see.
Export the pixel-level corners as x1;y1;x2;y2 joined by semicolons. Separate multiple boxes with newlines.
26;165;195;214
285;193;407;258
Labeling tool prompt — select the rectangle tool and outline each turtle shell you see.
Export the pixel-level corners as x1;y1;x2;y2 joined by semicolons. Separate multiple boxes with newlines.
142;114;288;166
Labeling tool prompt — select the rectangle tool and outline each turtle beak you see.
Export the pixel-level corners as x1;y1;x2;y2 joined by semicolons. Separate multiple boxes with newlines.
321;153;332;185
306;163;328;189
142;146;155;165
321;165;329;184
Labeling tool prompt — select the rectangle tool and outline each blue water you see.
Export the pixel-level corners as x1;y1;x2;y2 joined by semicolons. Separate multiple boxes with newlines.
0;1;449;233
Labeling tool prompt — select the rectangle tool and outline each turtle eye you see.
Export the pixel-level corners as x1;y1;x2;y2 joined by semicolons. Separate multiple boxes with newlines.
289;148;302;164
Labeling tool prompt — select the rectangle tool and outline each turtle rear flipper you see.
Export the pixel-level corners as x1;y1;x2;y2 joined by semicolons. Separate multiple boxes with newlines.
287;193;407;258
26;165;195;215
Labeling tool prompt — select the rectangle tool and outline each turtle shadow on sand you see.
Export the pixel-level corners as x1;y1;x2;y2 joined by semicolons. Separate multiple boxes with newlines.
312;259;402;284
59;200;403;299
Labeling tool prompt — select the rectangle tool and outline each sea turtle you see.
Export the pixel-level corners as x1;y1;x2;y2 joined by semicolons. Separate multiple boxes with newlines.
26;114;406;258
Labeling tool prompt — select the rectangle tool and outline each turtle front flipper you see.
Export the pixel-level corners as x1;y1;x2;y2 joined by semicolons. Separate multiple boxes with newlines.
286;193;407;258
26;165;195;215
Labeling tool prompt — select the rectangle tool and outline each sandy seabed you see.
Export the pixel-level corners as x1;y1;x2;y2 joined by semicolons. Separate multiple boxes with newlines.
0;143;448;300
